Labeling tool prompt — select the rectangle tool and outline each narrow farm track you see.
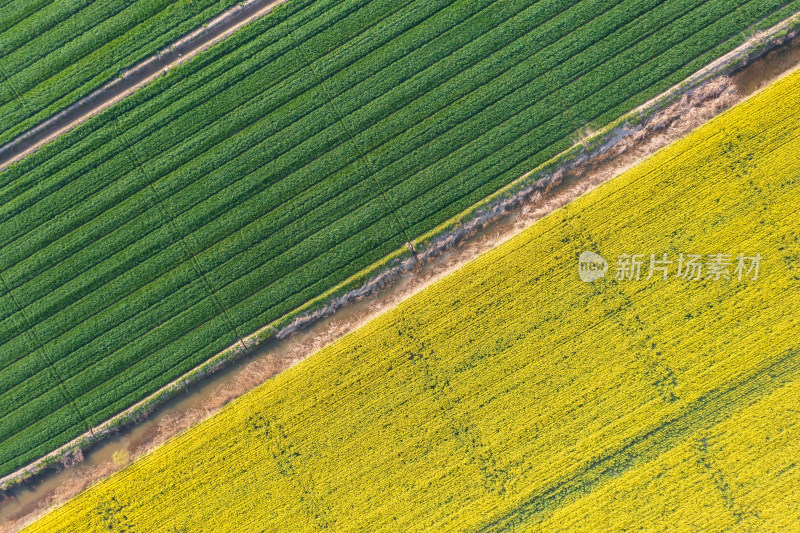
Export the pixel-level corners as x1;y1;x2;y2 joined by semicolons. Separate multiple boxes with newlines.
0;0;290;170
0;0;256;149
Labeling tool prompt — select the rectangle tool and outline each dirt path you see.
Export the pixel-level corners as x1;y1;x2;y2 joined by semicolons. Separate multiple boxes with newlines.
0;0;288;171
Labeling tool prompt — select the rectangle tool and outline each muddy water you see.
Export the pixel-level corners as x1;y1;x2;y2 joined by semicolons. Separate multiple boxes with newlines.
732;32;800;96
2;31;800;533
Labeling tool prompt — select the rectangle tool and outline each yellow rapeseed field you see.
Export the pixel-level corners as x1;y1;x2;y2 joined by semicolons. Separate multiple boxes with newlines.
26;68;800;532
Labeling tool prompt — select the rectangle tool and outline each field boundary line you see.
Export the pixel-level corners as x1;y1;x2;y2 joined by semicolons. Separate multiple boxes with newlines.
12;47;800;524
0;197;415;449
3;1;792;412
0;170;412;406
0;211;408;459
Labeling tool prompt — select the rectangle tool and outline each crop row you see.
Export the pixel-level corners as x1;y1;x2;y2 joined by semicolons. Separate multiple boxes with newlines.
0;0;450;370
392;0;755;237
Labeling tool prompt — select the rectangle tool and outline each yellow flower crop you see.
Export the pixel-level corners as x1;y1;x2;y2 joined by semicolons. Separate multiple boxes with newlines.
538;373;800;531
25;69;800;532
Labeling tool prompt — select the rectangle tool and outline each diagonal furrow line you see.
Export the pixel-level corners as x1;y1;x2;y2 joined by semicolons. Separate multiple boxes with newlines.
288;30;418;255
0;62;29;114
113;119;247;352
732;0;759;39
477;345;800;532
0;271;92;437
499;0;591;149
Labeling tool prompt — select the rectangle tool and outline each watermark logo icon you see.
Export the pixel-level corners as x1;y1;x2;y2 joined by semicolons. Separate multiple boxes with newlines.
579;251;608;282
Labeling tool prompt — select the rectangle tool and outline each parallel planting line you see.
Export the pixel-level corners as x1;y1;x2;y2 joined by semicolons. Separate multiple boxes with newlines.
113;121;248;350
498;0;590;148
356;0;736;220
0;0;438;244
0;64;28;115
288;30;417;253
404;0;762;224
0;213;413;456
0;0;720;354
0;0;253;146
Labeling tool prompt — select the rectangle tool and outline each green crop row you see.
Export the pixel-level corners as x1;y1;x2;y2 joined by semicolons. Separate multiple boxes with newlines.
387;0;755;236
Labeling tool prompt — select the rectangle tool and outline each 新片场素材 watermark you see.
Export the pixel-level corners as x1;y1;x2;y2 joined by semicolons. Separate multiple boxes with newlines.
578;251;761;282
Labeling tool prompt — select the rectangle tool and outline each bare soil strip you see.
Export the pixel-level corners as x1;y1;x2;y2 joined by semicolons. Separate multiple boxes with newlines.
0;0;289;171
2;17;800;533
